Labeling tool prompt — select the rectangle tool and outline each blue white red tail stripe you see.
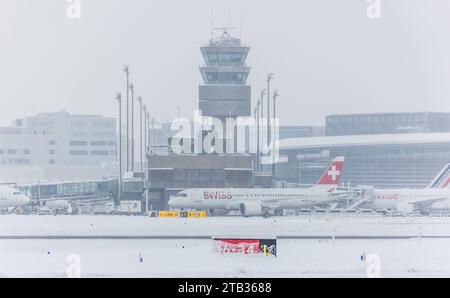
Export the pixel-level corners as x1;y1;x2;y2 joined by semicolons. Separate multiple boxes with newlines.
427;163;450;189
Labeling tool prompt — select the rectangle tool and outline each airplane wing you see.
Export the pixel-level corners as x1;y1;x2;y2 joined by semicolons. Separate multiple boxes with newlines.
225;190;354;213
328;191;353;198
409;197;450;210
395;197;450;214
304;191;353;202
260;202;282;209
225;200;281;210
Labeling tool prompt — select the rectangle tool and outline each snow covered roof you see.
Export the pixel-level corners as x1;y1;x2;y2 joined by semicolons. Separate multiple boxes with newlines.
16;177;116;187
279;133;450;150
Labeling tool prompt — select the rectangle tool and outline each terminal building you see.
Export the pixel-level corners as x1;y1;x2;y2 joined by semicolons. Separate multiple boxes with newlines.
147;122;324;152
273;112;450;189
326;112;450;136
277;132;450;189
279;126;325;139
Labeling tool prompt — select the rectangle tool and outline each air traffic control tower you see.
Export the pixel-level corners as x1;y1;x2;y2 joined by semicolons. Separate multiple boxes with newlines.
199;29;251;120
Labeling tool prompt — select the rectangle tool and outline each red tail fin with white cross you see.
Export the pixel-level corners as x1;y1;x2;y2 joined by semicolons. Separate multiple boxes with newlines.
311;157;345;192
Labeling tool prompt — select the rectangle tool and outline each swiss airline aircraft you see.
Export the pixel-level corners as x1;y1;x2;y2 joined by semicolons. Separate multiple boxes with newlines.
168;157;346;217
373;163;450;213
0;185;31;209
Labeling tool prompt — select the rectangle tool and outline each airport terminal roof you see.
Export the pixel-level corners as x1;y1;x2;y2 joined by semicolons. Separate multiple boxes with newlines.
279;132;450;150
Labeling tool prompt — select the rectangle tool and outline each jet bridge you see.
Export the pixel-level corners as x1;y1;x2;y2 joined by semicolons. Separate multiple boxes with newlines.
347;186;375;209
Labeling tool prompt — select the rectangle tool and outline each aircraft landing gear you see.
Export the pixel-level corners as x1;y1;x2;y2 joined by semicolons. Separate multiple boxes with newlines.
262;211;272;218
274;209;284;217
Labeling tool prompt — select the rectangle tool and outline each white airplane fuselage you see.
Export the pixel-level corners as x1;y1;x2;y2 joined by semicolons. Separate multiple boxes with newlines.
0;186;31;208
169;187;340;211
373;188;450;210
372;163;450;212
169;157;346;216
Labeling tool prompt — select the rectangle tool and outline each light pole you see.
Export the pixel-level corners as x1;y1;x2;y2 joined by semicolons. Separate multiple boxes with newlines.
272;90;279;177
151;117;155;154
115;92;122;203
122;65;130;172
267;73;274;158
254;99;260;172
260;89;266;129
145;110;151;213
143;105;147;166
259;89;266;172
129;82;135;172
147;112;151;155
137;96;143;173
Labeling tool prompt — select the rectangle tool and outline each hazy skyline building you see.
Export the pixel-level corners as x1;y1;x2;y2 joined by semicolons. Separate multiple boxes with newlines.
0;111;118;168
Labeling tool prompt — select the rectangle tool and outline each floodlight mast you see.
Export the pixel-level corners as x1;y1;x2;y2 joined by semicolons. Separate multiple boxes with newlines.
272;90;280;177
266;73;274;172
129;82;135;172
114;92;122;203
122;65;130;172
137;96;143;173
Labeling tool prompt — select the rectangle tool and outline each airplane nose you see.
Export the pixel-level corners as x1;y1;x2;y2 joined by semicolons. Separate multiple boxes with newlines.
168;197;178;208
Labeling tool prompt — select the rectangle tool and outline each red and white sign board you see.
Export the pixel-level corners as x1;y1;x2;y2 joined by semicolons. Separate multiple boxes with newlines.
213;238;277;257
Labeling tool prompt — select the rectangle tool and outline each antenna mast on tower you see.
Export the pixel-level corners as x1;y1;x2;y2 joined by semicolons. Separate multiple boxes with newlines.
210;10;214;43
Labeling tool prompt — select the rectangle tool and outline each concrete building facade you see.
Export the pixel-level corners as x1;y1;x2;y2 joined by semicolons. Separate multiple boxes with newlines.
0;111;117;172
20;111;117;167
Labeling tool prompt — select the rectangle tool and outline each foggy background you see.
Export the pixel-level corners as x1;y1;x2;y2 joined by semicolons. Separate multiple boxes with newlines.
1;0;450;126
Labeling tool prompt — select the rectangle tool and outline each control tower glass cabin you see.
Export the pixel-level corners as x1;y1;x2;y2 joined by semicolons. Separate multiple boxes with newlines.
199;30;251;119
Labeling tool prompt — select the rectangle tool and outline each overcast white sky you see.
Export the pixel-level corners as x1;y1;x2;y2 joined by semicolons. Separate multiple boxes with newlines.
1;0;450;126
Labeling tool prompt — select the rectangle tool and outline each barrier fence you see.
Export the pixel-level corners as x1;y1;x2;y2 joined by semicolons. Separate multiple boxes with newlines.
153;211;207;218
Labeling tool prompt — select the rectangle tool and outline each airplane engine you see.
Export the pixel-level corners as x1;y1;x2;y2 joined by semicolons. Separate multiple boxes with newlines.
207;209;230;216
239;202;263;217
397;202;414;214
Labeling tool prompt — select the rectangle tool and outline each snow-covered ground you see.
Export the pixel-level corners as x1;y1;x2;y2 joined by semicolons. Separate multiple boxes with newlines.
1;215;450;277
1;215;450;238
2;238;450;278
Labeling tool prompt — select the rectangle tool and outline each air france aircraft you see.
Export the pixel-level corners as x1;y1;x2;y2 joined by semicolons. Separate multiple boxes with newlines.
168;157;346;217
0;185;31;209
373;163;450;213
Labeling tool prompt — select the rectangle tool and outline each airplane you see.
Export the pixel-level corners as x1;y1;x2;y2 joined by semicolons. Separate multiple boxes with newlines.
0;185;31;210
168;157;347;217
373;163;450;214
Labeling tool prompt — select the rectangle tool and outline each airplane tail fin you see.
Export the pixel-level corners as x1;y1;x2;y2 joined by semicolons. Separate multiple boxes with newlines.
310;157;345;191
427;163;450;189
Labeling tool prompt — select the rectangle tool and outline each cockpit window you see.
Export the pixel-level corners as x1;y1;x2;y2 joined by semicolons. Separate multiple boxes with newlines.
177;193;188;198
13;192;20;195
